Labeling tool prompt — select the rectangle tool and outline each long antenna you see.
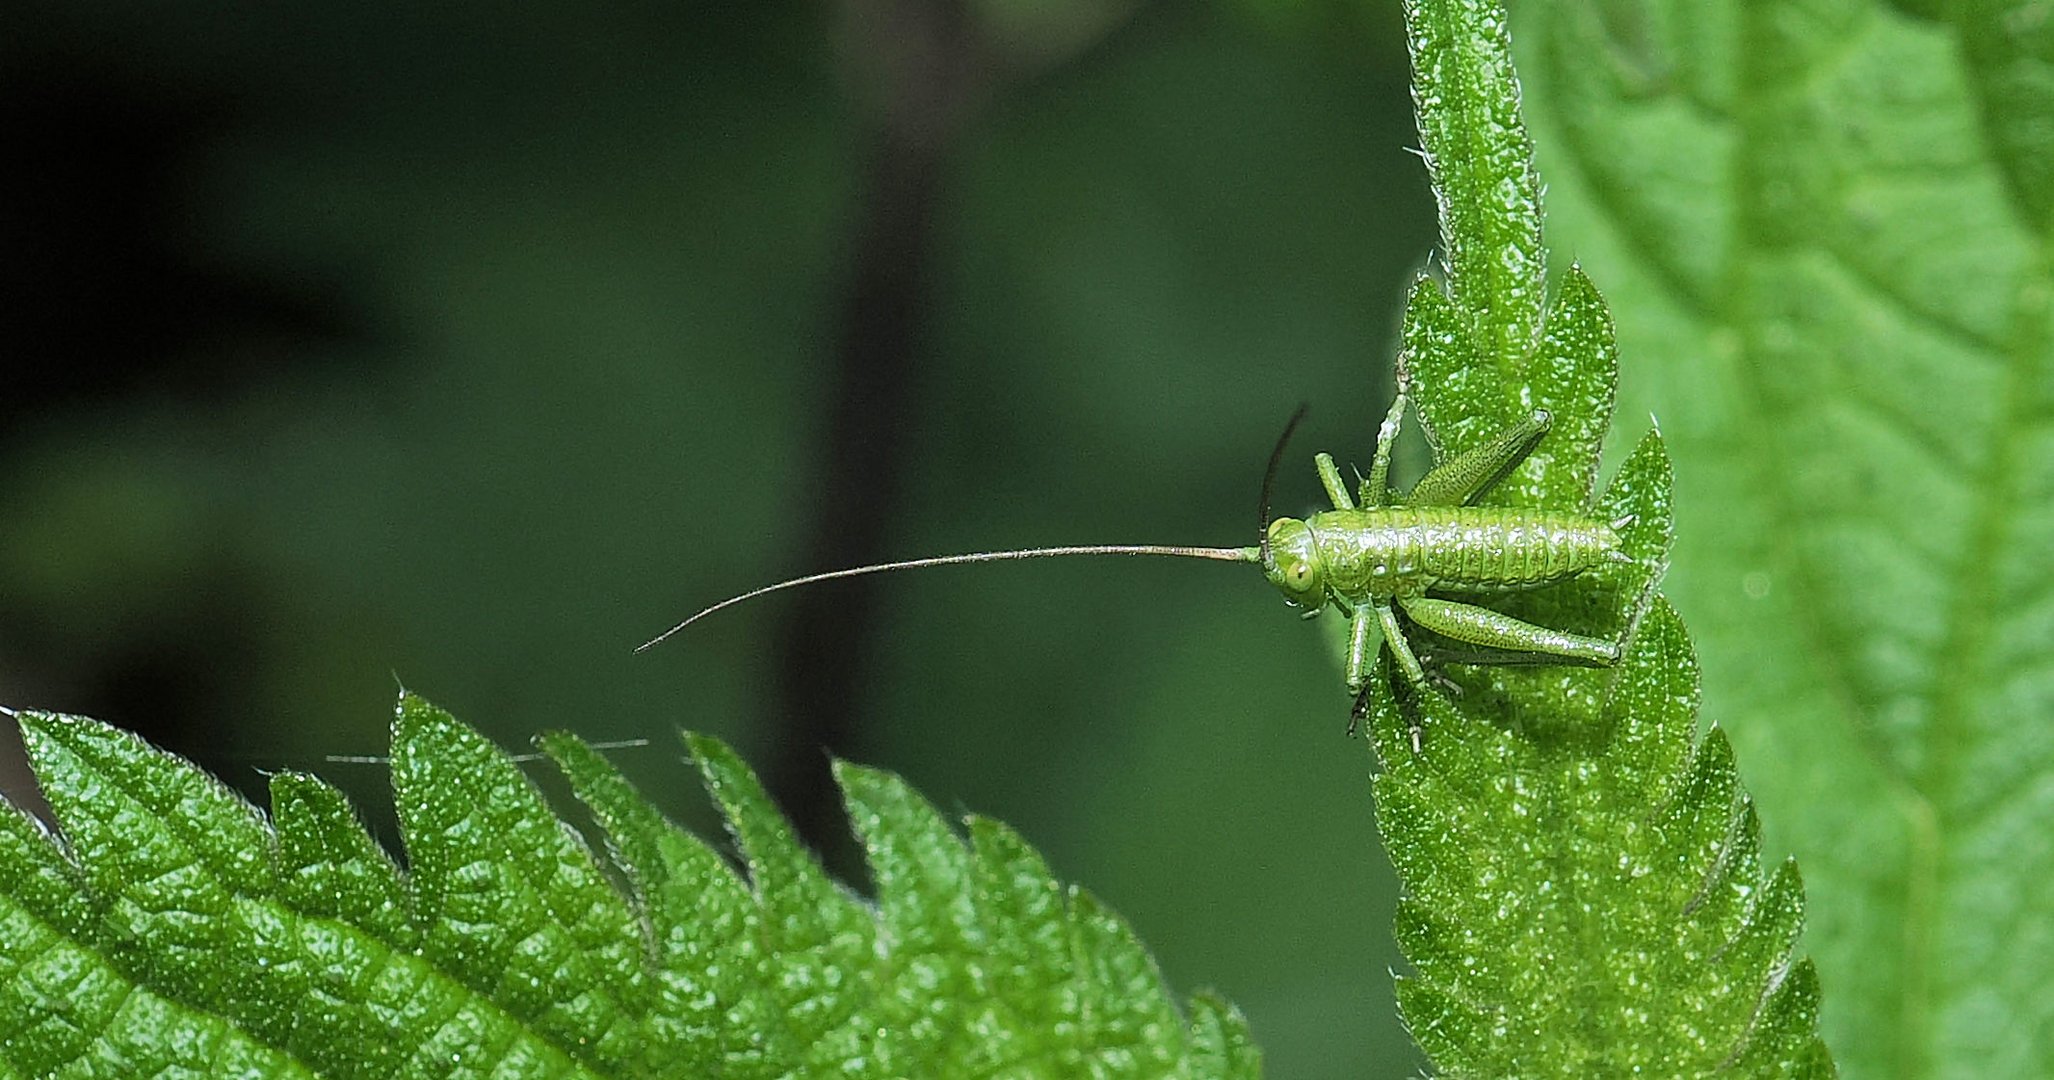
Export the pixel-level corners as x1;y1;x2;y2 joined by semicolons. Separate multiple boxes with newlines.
637;543;1258;652
1258;403;1311;562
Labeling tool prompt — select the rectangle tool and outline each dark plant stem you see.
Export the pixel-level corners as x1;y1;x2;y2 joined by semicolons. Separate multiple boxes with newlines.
762;0;984;877
761;0;1155;876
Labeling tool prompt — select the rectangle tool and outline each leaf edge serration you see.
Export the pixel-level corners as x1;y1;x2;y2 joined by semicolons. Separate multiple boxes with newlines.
0;695;1263;1079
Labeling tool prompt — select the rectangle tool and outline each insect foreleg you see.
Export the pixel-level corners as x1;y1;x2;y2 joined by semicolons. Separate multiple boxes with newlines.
1316;452;1356;511
1363;385;1409;507
1343;604;1378;695
1406;409;1551;507
1395;595;1619;665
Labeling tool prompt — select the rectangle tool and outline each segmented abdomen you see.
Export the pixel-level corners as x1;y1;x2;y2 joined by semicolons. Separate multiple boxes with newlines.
1309;505;1618;599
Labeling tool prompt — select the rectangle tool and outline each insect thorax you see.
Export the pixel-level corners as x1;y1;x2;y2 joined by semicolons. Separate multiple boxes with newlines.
1305;505;1619;600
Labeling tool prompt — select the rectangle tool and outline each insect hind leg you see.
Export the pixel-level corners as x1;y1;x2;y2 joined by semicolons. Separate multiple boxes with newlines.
1395;595;1620;665
1406;409;1551;507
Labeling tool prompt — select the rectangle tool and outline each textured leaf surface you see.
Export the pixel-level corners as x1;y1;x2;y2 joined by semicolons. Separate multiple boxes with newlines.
0;694;1259;1078
1512;1;2054;1075
1361;0;1834;1074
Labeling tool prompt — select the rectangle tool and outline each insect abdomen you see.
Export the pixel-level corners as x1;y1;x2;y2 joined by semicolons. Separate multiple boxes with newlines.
1309;505;1619;598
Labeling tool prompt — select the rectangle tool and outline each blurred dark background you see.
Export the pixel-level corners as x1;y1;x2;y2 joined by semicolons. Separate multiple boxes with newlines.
2;1;1435;1073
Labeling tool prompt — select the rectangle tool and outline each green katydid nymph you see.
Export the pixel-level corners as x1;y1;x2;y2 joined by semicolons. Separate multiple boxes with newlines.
641;381;1629;750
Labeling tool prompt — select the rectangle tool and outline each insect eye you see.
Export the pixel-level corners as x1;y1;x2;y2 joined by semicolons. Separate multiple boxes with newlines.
1289;563;1313;586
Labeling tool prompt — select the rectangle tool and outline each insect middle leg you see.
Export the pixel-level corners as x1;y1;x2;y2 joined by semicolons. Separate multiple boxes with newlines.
1348;601;1430;750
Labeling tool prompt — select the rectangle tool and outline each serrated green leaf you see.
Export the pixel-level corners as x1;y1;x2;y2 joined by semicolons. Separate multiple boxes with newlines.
1185;994;1262;1080
1366;0;1835;1074
535;729;767;1071
684;731;883;1073
1512;0;2054;1075
1407;0;1546;376
392;694;648;1073
270;771;411;943
1;695;1258;1077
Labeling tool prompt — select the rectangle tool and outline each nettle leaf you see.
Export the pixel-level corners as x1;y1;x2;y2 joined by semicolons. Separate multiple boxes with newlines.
1510;0;2054;1076
1363;0;1835;1073
0;695;1258;1078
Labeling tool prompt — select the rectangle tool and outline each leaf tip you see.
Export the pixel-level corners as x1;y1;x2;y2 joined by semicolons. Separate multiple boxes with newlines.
1559;260;1599;294
828;758;893;802
390;692;490;776
533;729;581;761
391;689;454;738
680;729;738;770
682;731;761;812
1774;853;1805;892
267;768;322;805
16;709;125;772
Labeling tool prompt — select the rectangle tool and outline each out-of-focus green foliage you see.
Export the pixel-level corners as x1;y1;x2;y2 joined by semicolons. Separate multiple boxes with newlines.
1;7;1429;1074
0;693;1260;1077
1512;2;2054;1076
